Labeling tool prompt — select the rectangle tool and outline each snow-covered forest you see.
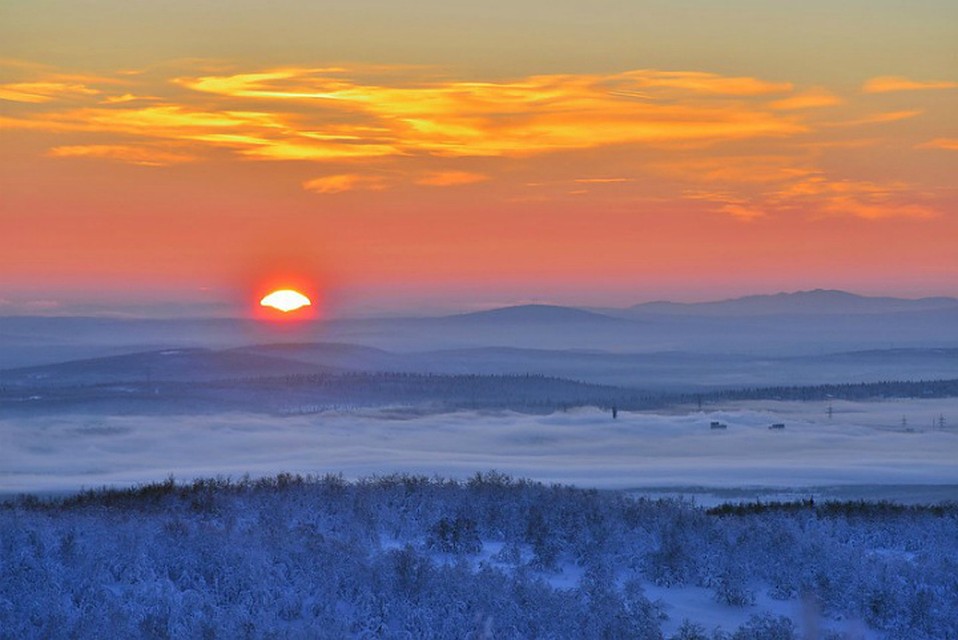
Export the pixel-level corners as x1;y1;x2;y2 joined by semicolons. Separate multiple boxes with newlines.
3;473;955;639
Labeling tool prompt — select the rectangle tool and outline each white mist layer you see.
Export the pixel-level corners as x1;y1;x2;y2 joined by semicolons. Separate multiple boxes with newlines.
1;399;956;494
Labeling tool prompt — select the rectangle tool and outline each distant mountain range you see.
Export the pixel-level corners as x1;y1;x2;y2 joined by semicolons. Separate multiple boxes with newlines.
450;304;627;324
1;290;956;367
413;289;958;324
601;289;958;317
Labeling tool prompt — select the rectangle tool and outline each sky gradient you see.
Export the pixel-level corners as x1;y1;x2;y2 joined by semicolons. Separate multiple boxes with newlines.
2;1;956;317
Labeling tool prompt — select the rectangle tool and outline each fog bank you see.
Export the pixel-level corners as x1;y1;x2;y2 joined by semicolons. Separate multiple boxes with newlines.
2;399;956;495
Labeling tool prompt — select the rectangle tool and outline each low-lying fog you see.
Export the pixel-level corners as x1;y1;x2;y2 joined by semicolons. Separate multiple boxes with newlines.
3;398;956;498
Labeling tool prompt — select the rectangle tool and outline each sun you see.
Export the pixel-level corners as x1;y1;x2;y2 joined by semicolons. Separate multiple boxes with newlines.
260;289;312;313
251;270;322;323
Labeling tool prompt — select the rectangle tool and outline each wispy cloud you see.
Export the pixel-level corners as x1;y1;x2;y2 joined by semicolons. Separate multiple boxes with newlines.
0;82;97;103
181;68;807;157
606;70;793;95
3;64;809;164
862;76;958;93
0;81;100;103
655;156;818;185
674;160;938;221
0;64;123;103
717;202;767;221
769;88;843;111
827;110;924;127
302;174;390;194
573;177;633;184
2;60;952;222
917;138;958;151
771;176;939;220
415;171;489;187
48;144;197;166
99;93;159;105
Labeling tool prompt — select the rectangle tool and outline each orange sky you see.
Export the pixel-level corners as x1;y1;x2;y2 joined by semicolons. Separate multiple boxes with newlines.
1;1;956;316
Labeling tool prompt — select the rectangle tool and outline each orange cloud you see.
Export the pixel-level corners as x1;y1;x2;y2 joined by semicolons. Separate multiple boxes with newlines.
415;171;488;186
48;144;197;166
718;203;767;221
674;159;940;221
826;110;923;127
769;88;842;110
573;178;632;184
0;61;125;102
302;174;389;194
818;196;937;220
174;67;807;158
771;176;939;220
3;60;952;225
99;93;157;104
2;65;815;166
0;81;99;103
678;189;769;222
3;104;402;160
917;138;958;151
655;155;817;185
608;70;793;96
862;76;958;93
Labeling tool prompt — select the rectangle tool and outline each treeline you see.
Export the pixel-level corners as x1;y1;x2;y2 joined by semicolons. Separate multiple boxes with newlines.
685;378;958;405
4;370;957;415
230;372;958;413
706;498;956;518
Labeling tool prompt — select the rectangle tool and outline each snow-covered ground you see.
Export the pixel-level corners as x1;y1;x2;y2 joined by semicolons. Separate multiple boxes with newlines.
2;398;956;498
644;583;879;639
472;540;882;638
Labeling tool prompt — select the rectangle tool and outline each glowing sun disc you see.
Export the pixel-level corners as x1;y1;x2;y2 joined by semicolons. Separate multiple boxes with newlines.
260;289;311;313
